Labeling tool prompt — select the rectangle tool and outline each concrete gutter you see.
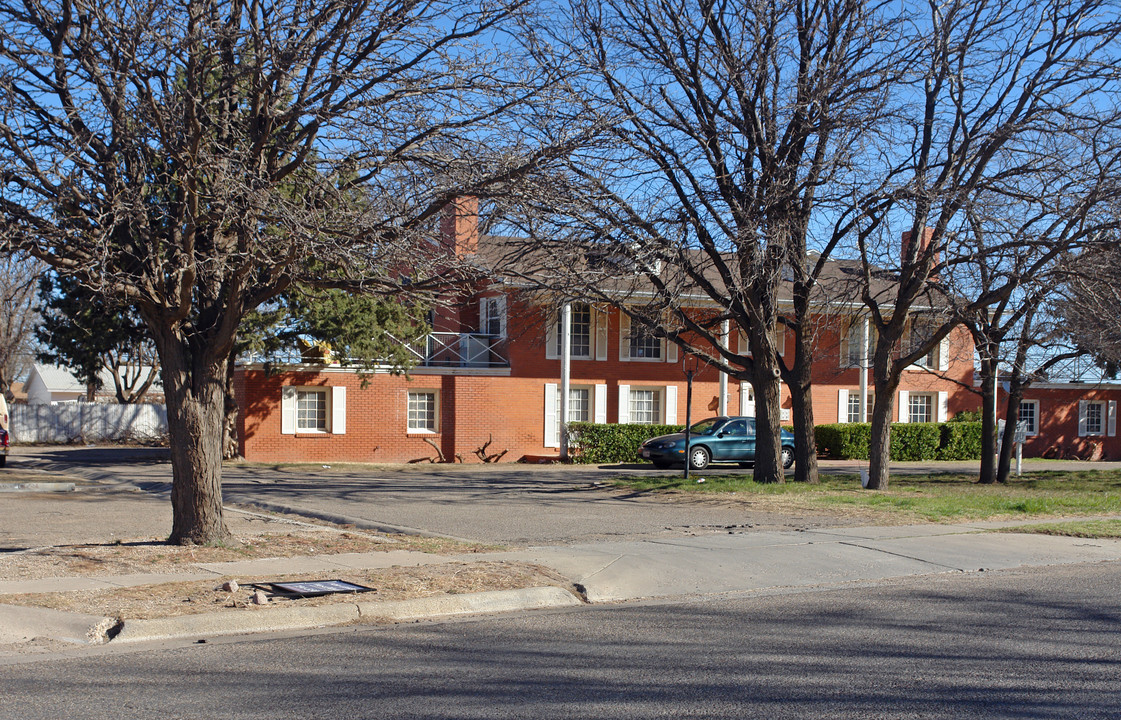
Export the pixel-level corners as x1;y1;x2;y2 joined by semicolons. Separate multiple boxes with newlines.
0;604;116;645
110;586;582;643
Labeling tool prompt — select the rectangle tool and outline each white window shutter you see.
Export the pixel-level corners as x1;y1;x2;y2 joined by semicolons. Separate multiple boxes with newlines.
545;310;558;360
1109;400;1117;437
666;339;678;363
619;313;631;361
1078;400;1088;437
838;389;849;424
544;383;559;448
664;385;678;424
479;299;488;335
495;296;507;338
938;336;950;371
594;384;607;423
618;385;630;423
331;386;347;435
595;309;608;361
839;328;849;368
738;330;748;356
937;391;948;423
281;387;296;435
898;390;910;423
774;326;785;357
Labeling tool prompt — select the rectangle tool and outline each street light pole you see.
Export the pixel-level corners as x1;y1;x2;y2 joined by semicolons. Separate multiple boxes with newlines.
682;354;701;481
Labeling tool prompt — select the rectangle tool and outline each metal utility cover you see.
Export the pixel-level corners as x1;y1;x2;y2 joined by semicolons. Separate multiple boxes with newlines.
254;580;375;598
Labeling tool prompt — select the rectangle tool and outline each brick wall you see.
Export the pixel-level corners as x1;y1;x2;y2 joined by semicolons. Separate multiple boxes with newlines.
236;299;982;463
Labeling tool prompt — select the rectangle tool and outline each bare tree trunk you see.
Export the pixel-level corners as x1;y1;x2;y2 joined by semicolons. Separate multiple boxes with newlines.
751;357;784;485
154;332;231;546
223;353;241;460
995;380;1026;485
785;329;819;483
866;367;900;490
977;357;999;484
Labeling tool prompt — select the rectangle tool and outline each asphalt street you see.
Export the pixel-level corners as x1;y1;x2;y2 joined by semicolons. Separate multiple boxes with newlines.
2;562;1118;719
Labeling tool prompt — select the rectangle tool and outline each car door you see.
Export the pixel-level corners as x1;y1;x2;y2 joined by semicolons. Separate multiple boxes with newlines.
712;419;750;461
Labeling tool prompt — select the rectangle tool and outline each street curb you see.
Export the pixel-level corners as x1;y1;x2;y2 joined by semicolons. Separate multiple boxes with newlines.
110;586;582;643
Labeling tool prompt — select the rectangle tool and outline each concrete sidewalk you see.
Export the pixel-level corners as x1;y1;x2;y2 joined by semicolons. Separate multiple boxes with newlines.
4;519;1121;647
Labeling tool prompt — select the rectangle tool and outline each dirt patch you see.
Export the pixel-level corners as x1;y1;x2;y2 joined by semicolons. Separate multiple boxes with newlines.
4;561;572;620
0;523;497;582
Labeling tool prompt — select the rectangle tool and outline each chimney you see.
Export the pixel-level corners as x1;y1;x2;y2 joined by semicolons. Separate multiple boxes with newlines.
440;196;479;256
901;227;937;265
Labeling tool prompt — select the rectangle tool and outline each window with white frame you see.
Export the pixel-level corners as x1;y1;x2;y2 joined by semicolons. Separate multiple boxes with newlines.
296;389;328;432
407;390;438;432
554;303;592;358
906;317;938;368
629;388;662;424
843;322;877;368
481;296;506;338
847;392;873;424
908;393;933;423
1017;400;1039;436
1085;400;1105;436
629;327;662;359
551;386;591;445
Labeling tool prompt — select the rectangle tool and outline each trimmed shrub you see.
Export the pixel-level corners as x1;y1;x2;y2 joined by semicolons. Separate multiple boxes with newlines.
815;423;873;460
568;422;684;464
890;423;942;461
815;421;984;461
937;421;984;460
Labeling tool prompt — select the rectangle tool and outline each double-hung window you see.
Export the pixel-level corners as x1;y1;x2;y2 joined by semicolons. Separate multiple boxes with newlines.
1017;400;1039;436
296;390;328;432
908;393;933;424
554;303;592;358
629;328;662;360
1085;401;1104;436
629;388;662;424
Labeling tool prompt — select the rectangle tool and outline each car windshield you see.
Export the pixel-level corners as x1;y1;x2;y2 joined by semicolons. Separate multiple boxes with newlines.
688;418;722;436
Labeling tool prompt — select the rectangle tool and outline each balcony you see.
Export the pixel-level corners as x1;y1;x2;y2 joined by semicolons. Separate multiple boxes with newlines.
405;332;509;368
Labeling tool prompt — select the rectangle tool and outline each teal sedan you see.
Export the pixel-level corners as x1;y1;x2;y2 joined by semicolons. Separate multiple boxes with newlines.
637;416;796;471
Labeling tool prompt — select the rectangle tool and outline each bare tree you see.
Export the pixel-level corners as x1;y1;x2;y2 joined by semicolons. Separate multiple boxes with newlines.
853;0;1121;489
505;0;905;483
0;254;42;400
0;0;558;544
1060;244;1121;373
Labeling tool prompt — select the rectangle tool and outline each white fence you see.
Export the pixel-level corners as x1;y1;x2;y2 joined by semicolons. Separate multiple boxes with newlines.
11;403;168;443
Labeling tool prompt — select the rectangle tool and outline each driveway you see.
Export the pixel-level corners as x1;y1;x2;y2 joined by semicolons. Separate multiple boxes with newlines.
11;446;1121;547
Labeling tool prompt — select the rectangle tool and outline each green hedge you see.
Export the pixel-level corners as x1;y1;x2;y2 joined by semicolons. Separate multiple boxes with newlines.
815;422;984;461
568;422;684;464
569;420;985;464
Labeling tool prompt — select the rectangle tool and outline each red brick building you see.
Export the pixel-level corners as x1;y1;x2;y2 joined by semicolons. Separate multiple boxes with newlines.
234;207;981;464
1002;382;1120;461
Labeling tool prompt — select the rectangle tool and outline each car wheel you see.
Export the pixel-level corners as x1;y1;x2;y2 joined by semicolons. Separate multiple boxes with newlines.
688;446;710;470
781;446;795;470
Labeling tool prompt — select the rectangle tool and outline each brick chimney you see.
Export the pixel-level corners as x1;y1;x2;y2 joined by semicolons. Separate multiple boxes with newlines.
901;227;936;264
440;196;479;256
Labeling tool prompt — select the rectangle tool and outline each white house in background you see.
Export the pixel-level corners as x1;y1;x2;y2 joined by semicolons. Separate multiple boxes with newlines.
24;364;163;405
25;364;87;404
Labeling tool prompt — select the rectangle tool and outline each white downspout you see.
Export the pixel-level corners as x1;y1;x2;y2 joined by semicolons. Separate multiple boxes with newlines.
860;316;870;422
560;302;572;460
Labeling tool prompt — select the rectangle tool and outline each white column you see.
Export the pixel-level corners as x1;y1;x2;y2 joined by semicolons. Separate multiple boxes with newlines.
859;316;869;422
719;319;729;415
560;302;572;460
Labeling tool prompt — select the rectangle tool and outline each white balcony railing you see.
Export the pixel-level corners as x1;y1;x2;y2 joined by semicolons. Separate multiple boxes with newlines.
404;332;509;368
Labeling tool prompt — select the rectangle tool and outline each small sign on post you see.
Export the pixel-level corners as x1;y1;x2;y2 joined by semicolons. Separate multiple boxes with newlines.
1014;420;1028;476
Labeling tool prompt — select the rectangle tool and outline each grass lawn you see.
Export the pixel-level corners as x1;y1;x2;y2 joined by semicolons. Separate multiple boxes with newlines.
615;470;1121;529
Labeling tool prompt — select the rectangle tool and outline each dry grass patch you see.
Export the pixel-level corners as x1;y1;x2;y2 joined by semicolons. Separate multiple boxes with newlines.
0;528;499;582
6;561;571;620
